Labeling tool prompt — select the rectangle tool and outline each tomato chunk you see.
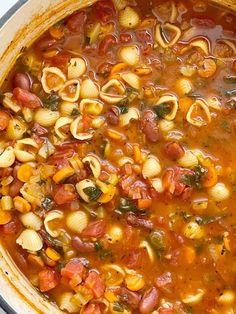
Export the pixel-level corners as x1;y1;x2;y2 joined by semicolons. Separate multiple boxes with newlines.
84;271;105;298
39;268;60;292
13;87;42;108
61;258;85;280
53;184;77;205
82;303;101;314
0;110;10;131
95;1;115;23
81;220;106;238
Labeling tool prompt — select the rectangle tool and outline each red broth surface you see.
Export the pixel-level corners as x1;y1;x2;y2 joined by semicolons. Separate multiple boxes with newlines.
0;0;236;313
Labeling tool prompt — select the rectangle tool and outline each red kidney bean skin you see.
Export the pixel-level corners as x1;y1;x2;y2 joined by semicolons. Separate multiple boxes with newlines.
13;72;31;91
138;287;159;314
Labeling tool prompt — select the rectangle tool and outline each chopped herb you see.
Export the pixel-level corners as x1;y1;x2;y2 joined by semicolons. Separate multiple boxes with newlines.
113;302;125;312
203;136;215;147
55;262;65;272
99;249;112;260
0;94;5;102
195;214;226;225
83;186;102;202
225;89;236;97
118;104;129;114
71;108;80;116
223;75;236;84
94;242;102;251
41;196;53;211
117;98;129;108
126;87;139;95
185;305;195;314
37;179;46;186
139;100;147;111
149;229;167;253
42;94;60;111
153;103;171;119
179;211;192;222
220;120;231;133
181;165;206;189
187;92;202;98
118;197;137;212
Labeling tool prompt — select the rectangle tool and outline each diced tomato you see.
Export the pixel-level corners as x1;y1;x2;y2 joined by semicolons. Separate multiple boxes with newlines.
61;258;85;280
159;308;175;314
38;268;60;292
0;110;10;131
84;271;105;298
32;123;48;136
95;1;115;23
51;52;71;68
13;87;42;108
99;35;118;54
138;198;152;209
82;303;101;314
67;11;87;33
155;272;173;288
81;220;106;238
53;184;77;205
2;216;21;235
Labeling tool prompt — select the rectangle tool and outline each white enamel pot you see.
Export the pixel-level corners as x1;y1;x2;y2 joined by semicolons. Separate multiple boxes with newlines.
0;0;235;313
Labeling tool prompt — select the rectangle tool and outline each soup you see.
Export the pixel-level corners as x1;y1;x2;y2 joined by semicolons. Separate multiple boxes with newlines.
0;0;236;313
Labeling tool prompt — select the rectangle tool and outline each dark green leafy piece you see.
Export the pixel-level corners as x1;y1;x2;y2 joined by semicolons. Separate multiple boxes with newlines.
220;120;231;133
42;94;60;111
83;186;102;202
118;104;129;114
99;249;113;260
118;197;137;212
113;302;125;312
223;76;236;84
41;196;53;211
71;108;80;116
181;165;206;189
153;103;171;119
149;229;167;258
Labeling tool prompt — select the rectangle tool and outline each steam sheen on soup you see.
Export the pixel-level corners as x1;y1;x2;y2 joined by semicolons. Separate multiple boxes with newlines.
0;0;236;313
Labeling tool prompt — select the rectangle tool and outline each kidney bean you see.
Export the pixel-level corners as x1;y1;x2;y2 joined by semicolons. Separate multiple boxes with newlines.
32;123;48;136
0;167;13;178
81;220;106;238
2;216;21;235
126;212;154;230
13;72;31;91
13;87;42;108
140;110;159;143
138;287;159;314
72;236;96;253
67;11;87;33
95;0;115;23
97;62;113;78
120;33;132;43
8;179;24;198
105;107;119;125
119;287;141;308
0;110;10;131
35;37;57;51
164;142;184;160
99;34;117;54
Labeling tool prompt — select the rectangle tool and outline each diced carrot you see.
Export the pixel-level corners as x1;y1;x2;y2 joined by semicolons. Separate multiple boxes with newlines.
202;165;218;188
53;166;75;184
61;258;85;280
0;211;12;225
17;164;33;182
45;247;61;261
179;97;193;112
82;304;101;314
38;268;60;292
183;245;196;264
13;196;31;213
138;198;152;209
97;185;116;203
110;62;128;74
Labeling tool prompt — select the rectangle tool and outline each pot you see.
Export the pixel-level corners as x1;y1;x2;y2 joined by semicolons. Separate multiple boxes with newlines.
0;0;235;313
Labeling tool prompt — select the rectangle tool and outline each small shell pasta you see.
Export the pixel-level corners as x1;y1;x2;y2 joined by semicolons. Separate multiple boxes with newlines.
121;72;141;90
159;119;175;133
119;46;140;66
155;23;181;48
186;99;211;127
82;154;101;178
80;79;99;99
125;273;145;291
102;264;125;286
217;290;236;305
60;101;79;116
70;116;95;140
80;99;103;116
68;57;87;79
41;67;66;93
44;210;64;237
100;79;126;104
54;117;73;140
150;178;164;193
178;150;198;169
66;211;88;233
119;107;140;127
59;292;80;313
155;95;178;120
20;212;42;231
59;80;80;102
22;108;33;123
0;146;15;168
142;155;161;178
14;138;38;162
208;183;230;202
6;118;26;140
183;221;205;239
38;139;55;159
34;108;60;127
16;229;43;251
112;0;127;11
3;93;21;113
182;290;205;305
119;6;140;29
175;78;193;96
76;179;97;202
107;226;123;243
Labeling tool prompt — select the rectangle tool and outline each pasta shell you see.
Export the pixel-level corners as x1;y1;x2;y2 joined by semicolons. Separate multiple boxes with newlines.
22;107;33;123
3;93;21;113
107;225;123;243
175;78;193;96
16;229;43;252
66;211;88;233
215;39;236;60
102;264;125;286
68;57;87;79
20;212;42;231
139;240;155;262
38;139;55;159
142;155;161;179
150;178;164;193
186;99;211;127
155;23;181;48
70;116;95;140
182;290;205;305
91;116;106;129
112;0;127;10
59;292;80;313
14;138;38;163
100;79;126;104
121;72;141;89
217;290;236;305
207;96;222;111
190;38;210;55
0;146;15;168
54;117;73;140
179;65;196;77
119;6;140;29
134;65;152;76
59;79;80;102
34;108;60;127
80;99;104;116
208;182;230;202
6;118;27;140
119;46;140;66
44;210;64;237
76;179;97;202
118;157;134;167
41;67;66;93
183;221;205;239
80;79;99;99
155;95;179;121
178;150;198;169
159;119;175;133
119;107;140;127
82;154;101;178
60;101;79;116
